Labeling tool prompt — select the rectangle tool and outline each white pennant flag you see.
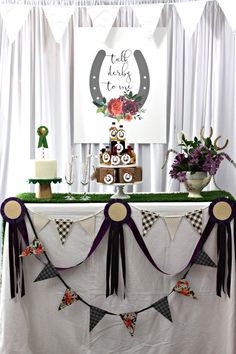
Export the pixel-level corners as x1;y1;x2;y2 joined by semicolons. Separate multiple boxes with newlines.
0;5;31;43
43;6;75;43
218;0;236;33
174;1;207;39
131;4;164;37
163;217;182;241
87;6;120;41
79;216;96;240
32;213;50;233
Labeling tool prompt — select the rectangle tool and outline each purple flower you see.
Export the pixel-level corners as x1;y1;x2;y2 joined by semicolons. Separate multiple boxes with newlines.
176;171;187;182
123;100;139;115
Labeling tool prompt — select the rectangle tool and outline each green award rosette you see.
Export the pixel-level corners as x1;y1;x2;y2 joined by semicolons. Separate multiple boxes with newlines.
37;126;49;148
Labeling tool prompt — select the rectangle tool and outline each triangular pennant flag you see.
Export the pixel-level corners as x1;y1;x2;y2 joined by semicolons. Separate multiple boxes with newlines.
54;219;73;245
152;296;172;322
173;279;197;299
87;6;120;41
90;306;106;332
174;1;207;39
131;4;164;38
120;312;137;337
218;0;236;33
141;210;159;237
32;213;49;233
79;216;96;240
185;209;202;234
0;5;31;44
58;288;80;310
163;216;182;241
43;6;75;43
194;250;217;268
21;238;45;257
34;262;58;282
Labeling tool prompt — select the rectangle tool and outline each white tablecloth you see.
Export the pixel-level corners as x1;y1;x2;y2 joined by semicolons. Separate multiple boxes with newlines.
0;202;235;354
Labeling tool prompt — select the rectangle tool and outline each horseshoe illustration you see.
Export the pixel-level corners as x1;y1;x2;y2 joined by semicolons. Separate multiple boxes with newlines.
90;49;150;108
90;50;106;103
133;50;150;107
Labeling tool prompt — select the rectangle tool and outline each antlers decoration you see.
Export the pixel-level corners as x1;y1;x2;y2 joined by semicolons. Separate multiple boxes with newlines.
200;127;229;151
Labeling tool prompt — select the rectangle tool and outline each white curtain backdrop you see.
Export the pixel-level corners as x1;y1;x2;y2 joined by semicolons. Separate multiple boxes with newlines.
0;0;236;205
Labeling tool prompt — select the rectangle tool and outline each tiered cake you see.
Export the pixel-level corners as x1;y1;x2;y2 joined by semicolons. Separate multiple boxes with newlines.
95;122;142;185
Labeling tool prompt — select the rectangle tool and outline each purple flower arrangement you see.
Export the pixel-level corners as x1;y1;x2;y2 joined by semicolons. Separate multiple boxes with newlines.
169;134;225;182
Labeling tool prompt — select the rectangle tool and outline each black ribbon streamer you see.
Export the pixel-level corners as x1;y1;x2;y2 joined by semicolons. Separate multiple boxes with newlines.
106;222;126;298
1;198;29;299
209;198;236;298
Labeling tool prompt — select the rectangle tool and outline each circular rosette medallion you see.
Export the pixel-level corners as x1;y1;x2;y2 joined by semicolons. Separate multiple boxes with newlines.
102;152;111;164
104;199;131;224
1;197;26;224
121;153;131;165
117;130;126;141
123;172;133;183
111;155;121;166
209;198;236;224
104;174;114;185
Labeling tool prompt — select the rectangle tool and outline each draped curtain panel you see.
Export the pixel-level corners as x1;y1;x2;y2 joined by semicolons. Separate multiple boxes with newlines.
0;1;236;204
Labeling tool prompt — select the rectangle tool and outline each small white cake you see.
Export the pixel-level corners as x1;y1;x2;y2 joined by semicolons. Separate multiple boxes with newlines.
31;160;57;179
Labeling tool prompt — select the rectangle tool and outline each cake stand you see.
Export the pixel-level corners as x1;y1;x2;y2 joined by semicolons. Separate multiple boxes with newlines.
110;182;142;199
28;178;62;199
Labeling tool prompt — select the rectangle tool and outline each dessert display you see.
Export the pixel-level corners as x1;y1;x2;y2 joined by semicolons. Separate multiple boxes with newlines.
95;122;142;185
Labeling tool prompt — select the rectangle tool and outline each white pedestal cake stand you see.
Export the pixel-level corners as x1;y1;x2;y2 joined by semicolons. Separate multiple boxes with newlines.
110;182;142;199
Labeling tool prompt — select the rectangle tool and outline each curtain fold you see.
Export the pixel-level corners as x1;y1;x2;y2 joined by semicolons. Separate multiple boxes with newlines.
0;2;236;203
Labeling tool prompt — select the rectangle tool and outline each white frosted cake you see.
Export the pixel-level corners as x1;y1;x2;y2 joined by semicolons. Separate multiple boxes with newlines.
31;160;57;179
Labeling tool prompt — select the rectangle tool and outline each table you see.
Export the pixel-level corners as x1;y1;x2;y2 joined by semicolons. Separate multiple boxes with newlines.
0;200;235;354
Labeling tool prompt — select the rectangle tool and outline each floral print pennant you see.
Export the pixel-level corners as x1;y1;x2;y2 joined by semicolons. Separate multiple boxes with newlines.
173;279;197;299
120;312;137;336
20;238;45;257
58;288;80;310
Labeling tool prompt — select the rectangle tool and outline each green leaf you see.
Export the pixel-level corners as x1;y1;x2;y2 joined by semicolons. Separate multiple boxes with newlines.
97;106;106;113
134;96;142;102
102;97;106;103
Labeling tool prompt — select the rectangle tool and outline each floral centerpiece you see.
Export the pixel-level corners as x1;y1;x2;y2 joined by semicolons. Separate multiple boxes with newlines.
163;128;235;197
93;90;145;122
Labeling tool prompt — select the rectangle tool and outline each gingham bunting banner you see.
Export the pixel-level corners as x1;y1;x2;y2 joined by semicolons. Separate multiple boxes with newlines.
90;306;106;332
34;262;58;282
173;279;197;299
194;250;217;268
54;219;73;245
152;296;172;322
58;288;80;311
141;210;159;237
120;312;137;337
185;209;203;234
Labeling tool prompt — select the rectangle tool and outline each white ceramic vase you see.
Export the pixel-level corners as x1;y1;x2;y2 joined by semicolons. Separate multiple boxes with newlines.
184;171;211;198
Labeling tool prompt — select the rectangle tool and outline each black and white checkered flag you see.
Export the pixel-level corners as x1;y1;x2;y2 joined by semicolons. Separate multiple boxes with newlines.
55;219;73;245
194;250;217;268
90;306;106;332
185;209;202;234
34;262;58;282
141;210;159;237
152;296;172;322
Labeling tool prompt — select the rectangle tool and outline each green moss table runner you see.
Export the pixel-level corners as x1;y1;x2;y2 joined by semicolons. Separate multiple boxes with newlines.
16;190;234;203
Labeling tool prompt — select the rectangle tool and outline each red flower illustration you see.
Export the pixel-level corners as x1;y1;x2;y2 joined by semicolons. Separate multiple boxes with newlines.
124;113;133;121
107;98;123;117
